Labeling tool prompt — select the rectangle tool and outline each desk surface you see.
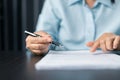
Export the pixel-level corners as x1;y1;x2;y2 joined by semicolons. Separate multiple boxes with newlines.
0;51;42;80
0;51;120;80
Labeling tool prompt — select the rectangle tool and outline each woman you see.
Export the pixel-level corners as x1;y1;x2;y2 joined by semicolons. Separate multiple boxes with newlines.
26;0;120;55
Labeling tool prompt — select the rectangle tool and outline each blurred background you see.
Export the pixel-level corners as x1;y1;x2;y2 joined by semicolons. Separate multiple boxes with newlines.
0;0;44;53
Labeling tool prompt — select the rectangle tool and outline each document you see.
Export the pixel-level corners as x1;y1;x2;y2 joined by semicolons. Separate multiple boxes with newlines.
35;50;120;70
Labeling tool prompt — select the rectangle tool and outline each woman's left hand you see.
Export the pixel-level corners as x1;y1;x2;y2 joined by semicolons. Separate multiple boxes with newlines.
86;33;120;52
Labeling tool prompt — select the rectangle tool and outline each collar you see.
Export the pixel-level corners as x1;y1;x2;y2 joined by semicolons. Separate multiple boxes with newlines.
68;0;82;6
96;0;113;7
68;0;113;7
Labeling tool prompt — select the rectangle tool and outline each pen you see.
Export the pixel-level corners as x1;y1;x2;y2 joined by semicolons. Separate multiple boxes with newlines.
24;30;61;46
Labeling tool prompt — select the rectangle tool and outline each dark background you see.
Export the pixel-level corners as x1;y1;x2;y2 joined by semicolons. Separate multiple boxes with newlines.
0;0;44;52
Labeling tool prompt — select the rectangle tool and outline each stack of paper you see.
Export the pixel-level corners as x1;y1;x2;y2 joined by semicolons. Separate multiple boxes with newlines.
35;50;120;70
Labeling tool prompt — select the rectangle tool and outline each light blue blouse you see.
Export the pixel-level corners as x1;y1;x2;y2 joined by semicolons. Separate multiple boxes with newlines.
36;0;120;51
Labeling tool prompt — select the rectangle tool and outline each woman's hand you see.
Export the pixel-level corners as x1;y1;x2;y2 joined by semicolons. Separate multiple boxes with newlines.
86;33;120;52
25;31;52;55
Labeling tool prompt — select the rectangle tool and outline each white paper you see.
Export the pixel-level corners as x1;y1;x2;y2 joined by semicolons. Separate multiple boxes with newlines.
35;50;120;70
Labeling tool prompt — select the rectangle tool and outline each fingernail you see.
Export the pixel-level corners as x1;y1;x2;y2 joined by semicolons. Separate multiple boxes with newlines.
90;48;94;52
113;45;117;49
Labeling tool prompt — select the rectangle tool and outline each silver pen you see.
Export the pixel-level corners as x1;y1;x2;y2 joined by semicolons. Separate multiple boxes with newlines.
24;30;61;46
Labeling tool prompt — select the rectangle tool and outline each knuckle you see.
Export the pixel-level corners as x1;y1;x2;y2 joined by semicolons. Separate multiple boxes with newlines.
38;44;43;49
26;36;33;43
41;39;45;43
43;38;48;43
111;36;115;39
100;40;104;44
108;37;113;40
107;36;114;40
93;41;99;47
25;37;29;42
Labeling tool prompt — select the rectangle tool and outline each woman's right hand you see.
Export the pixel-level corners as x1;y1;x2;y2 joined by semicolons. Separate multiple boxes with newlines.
25;31;52;55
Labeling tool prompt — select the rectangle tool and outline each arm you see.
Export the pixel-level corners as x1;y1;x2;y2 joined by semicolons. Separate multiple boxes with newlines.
26;0;60;55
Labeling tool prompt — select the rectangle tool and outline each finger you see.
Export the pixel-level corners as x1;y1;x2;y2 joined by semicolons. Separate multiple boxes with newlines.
26;36;33;48
35;31;51;37
86;41;94;47
100;40;107;52
31;50;44;55
90;41;100;52
32;48;49;55
30;37;52;44
106;37;114;50
113;36;120;49
25;35;33;43
29;44;49;50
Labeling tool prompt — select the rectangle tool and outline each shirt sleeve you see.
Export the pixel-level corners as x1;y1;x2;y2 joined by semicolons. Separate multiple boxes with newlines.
35;0;60;50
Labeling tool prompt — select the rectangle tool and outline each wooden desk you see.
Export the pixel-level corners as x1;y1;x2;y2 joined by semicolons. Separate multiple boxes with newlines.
0;51;42;80
0;51;120;80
